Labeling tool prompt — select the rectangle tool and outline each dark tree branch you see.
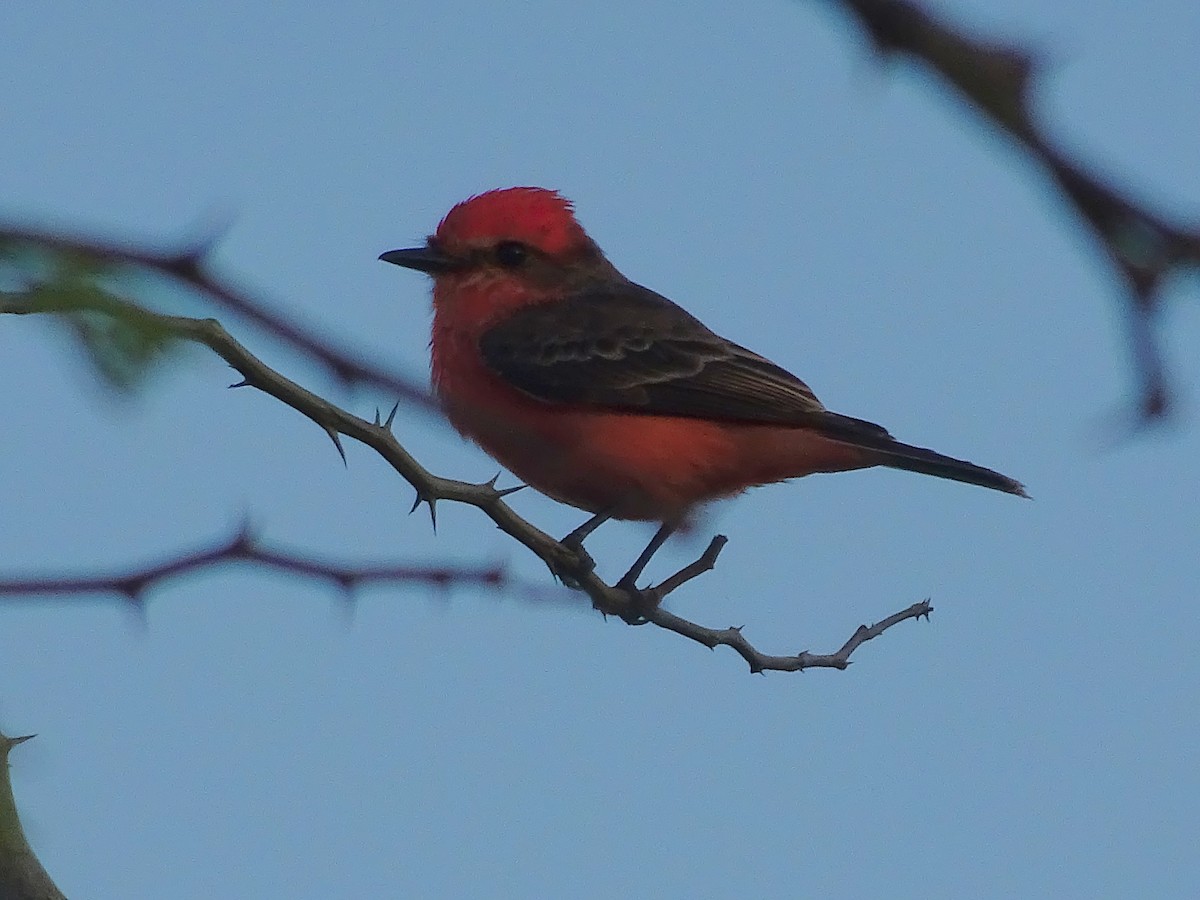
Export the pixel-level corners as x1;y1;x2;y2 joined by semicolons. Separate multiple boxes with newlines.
3;289;925;674
0;224;434;410
825;0;1200;420
0;526;565;609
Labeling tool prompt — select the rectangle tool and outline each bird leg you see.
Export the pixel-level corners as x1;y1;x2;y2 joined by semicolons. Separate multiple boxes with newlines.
555;509;614;577
561;510;612;551
616;521;677;593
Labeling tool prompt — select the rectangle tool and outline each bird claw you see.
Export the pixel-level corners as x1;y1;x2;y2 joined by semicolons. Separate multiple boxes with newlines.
558;521;600;570
614;582;661;625
544;533;597;589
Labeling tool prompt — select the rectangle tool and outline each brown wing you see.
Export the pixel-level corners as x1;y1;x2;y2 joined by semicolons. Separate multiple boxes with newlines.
478;281;893;444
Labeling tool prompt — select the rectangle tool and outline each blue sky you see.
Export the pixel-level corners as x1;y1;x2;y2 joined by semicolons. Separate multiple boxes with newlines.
3;1;1199;897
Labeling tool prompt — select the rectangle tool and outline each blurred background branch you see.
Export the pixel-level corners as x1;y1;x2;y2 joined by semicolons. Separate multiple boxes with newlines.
0;526;562;610
825;0;1200;419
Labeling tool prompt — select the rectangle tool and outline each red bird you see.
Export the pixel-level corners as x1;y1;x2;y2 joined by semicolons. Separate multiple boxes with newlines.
382;188;1024;585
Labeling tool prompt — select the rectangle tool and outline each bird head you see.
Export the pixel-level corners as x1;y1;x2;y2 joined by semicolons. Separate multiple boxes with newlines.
380;187;610;288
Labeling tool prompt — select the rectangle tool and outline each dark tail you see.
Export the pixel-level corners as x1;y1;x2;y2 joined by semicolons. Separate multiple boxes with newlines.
869;439;1027;497
807;411;1028;498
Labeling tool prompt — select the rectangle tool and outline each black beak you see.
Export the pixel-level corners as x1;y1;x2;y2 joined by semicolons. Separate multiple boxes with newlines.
378;245;460;274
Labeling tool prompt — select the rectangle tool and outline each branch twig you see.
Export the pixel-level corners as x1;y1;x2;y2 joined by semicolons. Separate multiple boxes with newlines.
645;599;933;673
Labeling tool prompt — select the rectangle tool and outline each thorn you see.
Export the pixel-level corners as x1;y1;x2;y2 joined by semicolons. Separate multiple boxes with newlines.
176;209;236;264
384;400;401;430
477;472;526;499
164;248;205;279
228;378;251;389
335;587;357;626
372;407;382;426
234;515;256;548
122;588;149;630
332;573;356;604
323;425;347;465
409;491;438;532
1;734;37;753
116;577;144;603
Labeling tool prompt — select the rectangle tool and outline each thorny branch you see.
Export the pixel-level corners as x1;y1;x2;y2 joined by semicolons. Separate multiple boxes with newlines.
649;599;933;673
825;0;1200;420
0;526;566;610
2;288;924;673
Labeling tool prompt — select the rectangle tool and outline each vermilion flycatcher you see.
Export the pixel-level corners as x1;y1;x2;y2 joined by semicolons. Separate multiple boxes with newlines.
382;188;1024;583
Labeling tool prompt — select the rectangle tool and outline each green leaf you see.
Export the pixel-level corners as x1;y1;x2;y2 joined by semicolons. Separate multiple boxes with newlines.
12;257;182;394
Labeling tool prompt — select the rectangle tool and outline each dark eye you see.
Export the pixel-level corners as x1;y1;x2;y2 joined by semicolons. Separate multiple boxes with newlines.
494;241;529;268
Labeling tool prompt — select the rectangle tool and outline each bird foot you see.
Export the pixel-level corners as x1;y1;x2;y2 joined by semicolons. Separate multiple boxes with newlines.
558;532;597;573
546;531;597;589
613;580;663;625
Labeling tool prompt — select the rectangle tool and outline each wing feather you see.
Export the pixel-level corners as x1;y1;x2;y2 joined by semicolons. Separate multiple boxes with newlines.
478;282;892;442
